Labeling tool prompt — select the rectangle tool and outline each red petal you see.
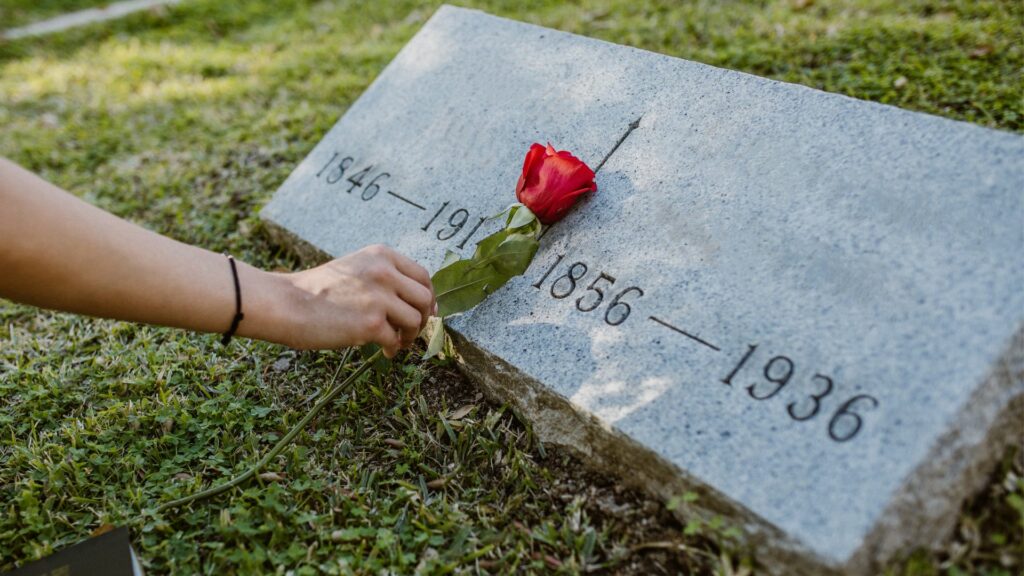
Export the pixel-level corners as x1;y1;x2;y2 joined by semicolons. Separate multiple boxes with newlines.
547;145;595;182
555;149;581;162
536;155;595;196
516;143;546;197
516;143;597;224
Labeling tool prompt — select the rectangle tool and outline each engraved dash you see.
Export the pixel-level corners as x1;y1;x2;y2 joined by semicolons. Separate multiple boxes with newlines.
386;190;426;210
539;116;642;242
594;115;642;174
649;316;721;351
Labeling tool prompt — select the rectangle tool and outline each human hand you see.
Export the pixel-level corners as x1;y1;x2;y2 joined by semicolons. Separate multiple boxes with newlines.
264;245;435;356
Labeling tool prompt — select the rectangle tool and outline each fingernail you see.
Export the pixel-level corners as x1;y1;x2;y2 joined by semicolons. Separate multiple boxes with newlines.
433;302;438;316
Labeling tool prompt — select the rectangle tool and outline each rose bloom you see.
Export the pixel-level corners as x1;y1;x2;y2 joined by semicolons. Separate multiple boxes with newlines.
515;143;597;225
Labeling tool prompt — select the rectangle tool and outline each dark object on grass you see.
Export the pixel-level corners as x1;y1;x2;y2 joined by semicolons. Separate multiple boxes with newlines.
2;526;144;576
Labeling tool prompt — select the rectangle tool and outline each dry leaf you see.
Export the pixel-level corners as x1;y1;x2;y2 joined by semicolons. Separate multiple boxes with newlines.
420;316;447;360
544;555;563;569
448;404;476;421
90;524;116;537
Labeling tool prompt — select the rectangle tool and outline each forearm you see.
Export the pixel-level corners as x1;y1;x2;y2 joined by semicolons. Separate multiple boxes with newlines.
0;158;297;343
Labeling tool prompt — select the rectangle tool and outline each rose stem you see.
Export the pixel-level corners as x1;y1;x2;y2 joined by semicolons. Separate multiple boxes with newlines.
155;348;380;513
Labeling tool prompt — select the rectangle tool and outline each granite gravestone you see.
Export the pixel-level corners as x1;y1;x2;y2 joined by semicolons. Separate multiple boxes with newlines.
261;6;1024;575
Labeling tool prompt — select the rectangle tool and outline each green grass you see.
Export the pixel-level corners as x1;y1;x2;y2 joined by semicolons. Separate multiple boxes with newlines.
1;0;1022;574
1;0;117;30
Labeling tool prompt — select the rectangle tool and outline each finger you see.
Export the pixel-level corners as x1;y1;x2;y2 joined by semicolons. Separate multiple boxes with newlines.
374;321;401;358
392;273;433;328
387;249;433;294
386;299;422;347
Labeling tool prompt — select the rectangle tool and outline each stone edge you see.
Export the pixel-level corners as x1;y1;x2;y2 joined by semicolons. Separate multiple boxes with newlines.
849;328;1024;573
261;216;335;266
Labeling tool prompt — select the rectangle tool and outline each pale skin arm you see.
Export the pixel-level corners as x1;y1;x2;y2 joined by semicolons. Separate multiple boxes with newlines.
0;157;435;357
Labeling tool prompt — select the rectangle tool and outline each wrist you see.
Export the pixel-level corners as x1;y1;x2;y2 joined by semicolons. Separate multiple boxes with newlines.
234;265;306;346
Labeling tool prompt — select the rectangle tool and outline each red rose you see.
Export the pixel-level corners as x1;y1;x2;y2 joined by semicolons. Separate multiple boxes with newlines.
515;143;597;225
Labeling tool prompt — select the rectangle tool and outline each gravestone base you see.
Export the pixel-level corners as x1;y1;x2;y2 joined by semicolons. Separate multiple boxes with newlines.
446;316;1022;576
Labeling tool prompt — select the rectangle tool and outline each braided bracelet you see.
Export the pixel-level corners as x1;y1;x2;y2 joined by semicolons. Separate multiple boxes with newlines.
221;254;245;345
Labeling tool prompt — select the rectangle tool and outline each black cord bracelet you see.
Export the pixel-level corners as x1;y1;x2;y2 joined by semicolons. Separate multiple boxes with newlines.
221;254;245;345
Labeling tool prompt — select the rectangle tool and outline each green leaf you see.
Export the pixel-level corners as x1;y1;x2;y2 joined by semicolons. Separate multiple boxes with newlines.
489;202;519;220
431;212;540;317
471;227;509;260
683;519;703;536
507;204;537;230
722;526;743;540
472;234;538;276
581;527;596;562
432;258;501;317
